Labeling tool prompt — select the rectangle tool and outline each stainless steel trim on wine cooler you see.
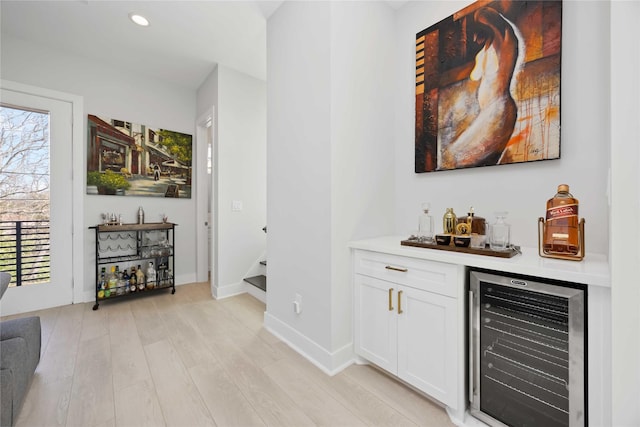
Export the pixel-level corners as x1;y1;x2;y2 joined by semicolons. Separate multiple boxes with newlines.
469;270;585;427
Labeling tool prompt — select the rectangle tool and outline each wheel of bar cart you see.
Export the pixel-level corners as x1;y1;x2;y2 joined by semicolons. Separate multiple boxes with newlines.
172;288;175;294
92;303;99;310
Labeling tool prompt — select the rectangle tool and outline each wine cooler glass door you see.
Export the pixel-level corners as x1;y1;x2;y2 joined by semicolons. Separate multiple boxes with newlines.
469;271;585;427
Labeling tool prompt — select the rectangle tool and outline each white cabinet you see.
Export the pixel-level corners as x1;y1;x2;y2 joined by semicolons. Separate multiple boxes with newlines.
353;250;459;409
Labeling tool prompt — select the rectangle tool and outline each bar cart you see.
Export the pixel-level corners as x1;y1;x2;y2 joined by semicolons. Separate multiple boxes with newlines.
89;222;176;310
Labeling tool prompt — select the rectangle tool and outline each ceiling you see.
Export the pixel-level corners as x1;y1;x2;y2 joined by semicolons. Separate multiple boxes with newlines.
1;1;282;89
1;1;406;91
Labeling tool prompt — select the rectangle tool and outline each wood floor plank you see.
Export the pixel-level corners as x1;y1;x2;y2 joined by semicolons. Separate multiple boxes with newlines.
114;379;166;427
80;301;109;342
65;334;115;427
144;339;215;427
345;364;456;426
131;297;169;346
15;376;72;427
262;358;366;426
35;304;84;385
276;346;418;426
111;339;152;393
214;349;315;426
160;308;216;369
189;361;266;427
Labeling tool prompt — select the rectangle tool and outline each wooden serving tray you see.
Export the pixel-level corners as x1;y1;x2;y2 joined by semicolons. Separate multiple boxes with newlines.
400;239;520;258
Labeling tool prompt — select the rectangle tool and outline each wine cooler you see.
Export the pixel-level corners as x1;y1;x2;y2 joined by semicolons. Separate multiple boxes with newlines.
469;270;586;427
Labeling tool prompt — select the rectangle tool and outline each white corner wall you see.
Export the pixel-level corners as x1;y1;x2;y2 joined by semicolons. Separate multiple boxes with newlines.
266;0;334;361
266;1;395;372
1;35;198;302
610;1;640;425
329;1;396;353
394;1;610;254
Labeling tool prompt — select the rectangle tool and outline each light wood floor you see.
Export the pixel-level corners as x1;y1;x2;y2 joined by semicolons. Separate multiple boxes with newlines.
4;282;455;427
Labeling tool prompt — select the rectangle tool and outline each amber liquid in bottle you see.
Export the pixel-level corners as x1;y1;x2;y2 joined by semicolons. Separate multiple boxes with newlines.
543;184;579;255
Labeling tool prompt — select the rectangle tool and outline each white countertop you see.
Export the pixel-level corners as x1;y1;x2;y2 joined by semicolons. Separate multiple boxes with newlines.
349;235;611;287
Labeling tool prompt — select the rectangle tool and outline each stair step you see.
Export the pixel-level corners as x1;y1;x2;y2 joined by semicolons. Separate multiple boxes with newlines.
260;260;267;266
244;275;266;292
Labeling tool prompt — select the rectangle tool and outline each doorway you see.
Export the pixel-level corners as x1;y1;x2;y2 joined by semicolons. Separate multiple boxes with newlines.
0;83;82;315
195;108;215;292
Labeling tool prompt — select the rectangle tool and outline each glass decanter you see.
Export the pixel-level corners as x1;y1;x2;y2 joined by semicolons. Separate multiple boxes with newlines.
418;202;434;243
490;211;510;251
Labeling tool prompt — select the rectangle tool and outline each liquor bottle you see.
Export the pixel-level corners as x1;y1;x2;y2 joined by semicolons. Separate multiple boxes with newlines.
108;266;118;291
118;269;128;295
457;207;486;235
146;261;156;290
418;202;434;243
129;266;137;291
543;184;580;255
98;267;106;291
136;264;145;289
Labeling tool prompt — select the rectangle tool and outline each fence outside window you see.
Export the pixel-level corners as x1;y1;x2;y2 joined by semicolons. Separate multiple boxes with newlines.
0;220;51;286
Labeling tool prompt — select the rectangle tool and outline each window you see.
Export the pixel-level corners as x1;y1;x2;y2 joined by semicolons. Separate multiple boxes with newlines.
0;104;51;286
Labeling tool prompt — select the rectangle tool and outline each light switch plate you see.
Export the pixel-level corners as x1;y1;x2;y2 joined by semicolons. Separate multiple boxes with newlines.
232;200;243;211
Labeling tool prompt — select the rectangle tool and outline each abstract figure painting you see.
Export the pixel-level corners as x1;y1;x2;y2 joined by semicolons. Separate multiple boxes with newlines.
415;0;562;172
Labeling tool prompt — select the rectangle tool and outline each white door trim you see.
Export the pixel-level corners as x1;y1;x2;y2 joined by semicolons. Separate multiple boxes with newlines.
1;80;84;312
196;107;216;290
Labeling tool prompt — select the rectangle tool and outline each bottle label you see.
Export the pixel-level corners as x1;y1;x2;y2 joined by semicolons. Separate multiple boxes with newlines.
546;204;578;221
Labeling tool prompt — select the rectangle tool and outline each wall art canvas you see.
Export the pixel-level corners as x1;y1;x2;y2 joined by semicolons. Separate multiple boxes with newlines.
87;115;192;198
415;0;562;172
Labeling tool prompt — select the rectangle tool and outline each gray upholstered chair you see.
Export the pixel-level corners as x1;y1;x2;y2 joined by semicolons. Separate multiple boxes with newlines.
0;272;41;427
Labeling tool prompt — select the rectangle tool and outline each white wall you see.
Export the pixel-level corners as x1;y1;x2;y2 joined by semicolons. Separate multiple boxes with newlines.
394;1;610;254
197;65;267;297
266;1;395;371
610;1;640;425
1;35;198;300
329;1;396;351
266;0;334;355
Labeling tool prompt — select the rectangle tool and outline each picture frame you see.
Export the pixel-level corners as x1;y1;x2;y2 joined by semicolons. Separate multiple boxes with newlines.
415;0;562;173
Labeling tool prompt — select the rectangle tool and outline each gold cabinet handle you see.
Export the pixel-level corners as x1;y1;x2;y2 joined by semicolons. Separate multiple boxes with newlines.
385;265;408;273
388;288;394;311
398;290;404;314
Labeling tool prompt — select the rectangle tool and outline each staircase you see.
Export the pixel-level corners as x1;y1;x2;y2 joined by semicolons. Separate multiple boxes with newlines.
244;227;267;302
244;268;266;291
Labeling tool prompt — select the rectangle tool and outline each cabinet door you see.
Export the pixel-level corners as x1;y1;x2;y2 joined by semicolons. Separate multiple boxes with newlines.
397;285;458;408
354;275;397;374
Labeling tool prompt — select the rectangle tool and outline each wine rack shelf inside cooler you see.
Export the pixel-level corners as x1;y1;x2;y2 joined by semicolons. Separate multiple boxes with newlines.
481;284;570;421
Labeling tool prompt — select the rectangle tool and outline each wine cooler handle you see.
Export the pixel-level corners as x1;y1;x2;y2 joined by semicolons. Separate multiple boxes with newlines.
388;288;394;311
468;290;475;404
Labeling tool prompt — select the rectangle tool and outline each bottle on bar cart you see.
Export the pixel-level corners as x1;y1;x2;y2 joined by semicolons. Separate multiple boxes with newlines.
146;261;156;290
543;184;580;255
98;267;106;291
136;265;145;289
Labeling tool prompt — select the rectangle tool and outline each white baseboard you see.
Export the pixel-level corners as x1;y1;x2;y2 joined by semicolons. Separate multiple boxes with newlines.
264;311;355;376
246;285;266;303
213;280;247;299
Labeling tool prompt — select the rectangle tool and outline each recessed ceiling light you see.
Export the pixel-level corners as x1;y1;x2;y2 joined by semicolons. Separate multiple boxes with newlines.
129;13;149;27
